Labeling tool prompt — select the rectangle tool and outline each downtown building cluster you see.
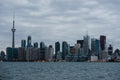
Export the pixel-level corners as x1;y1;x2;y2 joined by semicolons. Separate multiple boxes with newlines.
1;16;120;62
6;36;54;62
5;35;120;62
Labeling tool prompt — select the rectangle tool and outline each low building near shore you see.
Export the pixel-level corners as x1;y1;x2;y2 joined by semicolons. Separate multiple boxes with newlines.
90;56;98;62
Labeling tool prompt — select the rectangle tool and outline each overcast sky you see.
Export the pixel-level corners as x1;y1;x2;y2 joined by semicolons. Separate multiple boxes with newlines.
0;0;120;51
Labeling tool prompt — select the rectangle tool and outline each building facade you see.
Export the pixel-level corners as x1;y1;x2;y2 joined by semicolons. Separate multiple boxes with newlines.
55;42;60;60
62;41;69;60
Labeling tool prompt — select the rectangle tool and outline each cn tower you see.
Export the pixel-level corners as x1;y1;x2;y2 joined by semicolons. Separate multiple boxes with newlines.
11;14;16;48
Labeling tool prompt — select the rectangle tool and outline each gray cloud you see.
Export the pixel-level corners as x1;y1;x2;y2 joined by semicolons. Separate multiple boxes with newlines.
0;0;120;52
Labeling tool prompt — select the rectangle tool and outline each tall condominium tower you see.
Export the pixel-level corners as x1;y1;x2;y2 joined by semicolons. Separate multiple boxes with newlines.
27;36;32;47
21;40;26;48
100;35;106;50
34;42;38;48
83;34;90;57
40;42;45;49
77;40;84;48
91;38;100;56
40;42;46;60
62;41;69;60
108;44;113;55
55;42;60;59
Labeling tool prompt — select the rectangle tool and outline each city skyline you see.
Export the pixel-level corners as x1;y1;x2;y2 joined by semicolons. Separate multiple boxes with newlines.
1;0;120;52
4;34;119;62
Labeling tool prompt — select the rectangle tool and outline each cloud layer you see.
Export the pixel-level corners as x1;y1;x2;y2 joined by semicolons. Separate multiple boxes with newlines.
0;0;120;51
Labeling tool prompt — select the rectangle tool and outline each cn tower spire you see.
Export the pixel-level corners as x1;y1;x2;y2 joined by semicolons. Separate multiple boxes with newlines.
11;13;16;48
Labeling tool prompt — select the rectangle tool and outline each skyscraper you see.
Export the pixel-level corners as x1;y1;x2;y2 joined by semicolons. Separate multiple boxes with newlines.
21;40;26;48
100;35;106;50
62;41;69;60
45;45;54;61
27;36;32;47
91;38;100;56
6;47;12;61
40;42;45;49
83;35;90;57
91;38;96;55
95;39;100;57
40;42;46;60
18;47;26;61
34;42;38;48
100;35;107;60
12;48;18;60
108;44;113;55
6;47;19;61
55;42;60;59
77;40;84;48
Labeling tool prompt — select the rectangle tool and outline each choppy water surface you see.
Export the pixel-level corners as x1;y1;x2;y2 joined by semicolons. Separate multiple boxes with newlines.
0;62;120;80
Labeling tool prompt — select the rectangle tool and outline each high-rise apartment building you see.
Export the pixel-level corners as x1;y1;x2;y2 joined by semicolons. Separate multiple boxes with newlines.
40;42;46;60
45;45;54;61
83;35;90;57
100;35;106;50
62;41;69;60
108;44;113;55
34;42;38;48
55;42;60;59
91;38;100;56
21;40;26;48
27;36;32;47
77;40;84;48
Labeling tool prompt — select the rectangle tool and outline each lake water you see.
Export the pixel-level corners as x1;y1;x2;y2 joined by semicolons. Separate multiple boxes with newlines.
0;62;120;80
